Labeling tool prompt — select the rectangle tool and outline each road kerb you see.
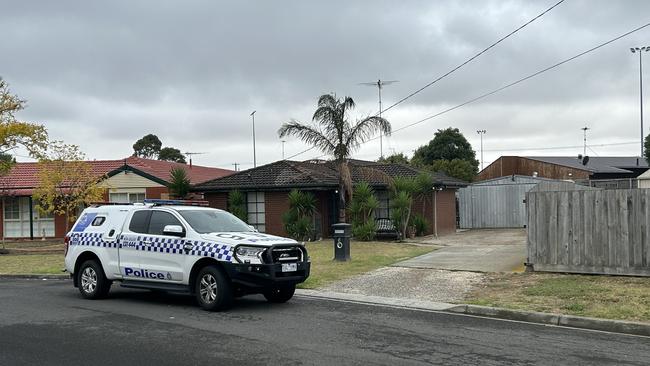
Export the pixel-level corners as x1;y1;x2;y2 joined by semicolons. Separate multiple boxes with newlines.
447;304;650;337
0;274;69;280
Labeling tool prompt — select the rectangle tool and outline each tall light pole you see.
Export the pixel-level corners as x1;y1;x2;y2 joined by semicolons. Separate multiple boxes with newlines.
631;46;649;157
250;110;257;168
360;79;398;158
477;129;486;171
581;126;589;156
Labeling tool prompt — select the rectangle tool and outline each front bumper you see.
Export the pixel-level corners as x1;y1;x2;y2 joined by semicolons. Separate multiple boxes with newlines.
223;261;311;288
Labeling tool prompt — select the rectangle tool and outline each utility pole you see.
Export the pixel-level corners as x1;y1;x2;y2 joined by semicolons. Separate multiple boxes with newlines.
250;110;257;168
232;163;240;171
631;46;649;157
476;130;486;171
359;79;398;159
281;140;286;160
581;126;589;156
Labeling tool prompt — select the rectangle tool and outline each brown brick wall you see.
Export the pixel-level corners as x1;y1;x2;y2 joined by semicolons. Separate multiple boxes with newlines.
204;192;228;210
145;187;169;199
264;191;290;237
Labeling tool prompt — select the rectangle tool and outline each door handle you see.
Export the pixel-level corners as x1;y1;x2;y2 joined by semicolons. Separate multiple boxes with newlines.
142;241;153;246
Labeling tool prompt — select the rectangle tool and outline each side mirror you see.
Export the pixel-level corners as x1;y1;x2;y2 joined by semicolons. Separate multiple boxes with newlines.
248;225;258;232
163;225;185;237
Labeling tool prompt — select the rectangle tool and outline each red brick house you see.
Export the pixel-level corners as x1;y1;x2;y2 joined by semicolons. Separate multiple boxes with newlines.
0;156;232;239
193;159;467;238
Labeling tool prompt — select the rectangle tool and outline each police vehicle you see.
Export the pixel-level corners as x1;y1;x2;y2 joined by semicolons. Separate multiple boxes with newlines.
64;199;310;311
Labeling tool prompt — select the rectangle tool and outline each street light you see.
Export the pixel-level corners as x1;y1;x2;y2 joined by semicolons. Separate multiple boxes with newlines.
477;129;487;171
631;46;649;157
250;110;257;168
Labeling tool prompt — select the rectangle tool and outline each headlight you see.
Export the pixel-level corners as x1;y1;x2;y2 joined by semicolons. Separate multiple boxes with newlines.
234;246;266;264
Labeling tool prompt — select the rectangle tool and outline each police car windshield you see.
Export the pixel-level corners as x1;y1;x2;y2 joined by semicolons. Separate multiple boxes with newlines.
179;210;253;234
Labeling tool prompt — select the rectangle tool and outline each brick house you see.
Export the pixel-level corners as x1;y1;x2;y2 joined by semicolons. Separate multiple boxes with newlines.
0;156;232;239
193;159;467;238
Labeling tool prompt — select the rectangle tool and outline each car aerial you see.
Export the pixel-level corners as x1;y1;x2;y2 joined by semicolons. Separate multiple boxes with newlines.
64;199;310;311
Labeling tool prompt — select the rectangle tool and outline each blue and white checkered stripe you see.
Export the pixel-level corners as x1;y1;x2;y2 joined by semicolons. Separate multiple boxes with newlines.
69;232;118;248
187;241;233;261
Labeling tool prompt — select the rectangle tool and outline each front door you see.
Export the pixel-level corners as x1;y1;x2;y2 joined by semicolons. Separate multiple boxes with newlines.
137;210;186;283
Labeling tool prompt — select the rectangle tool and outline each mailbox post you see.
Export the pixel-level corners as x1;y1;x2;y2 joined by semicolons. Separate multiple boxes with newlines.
332;223;351;261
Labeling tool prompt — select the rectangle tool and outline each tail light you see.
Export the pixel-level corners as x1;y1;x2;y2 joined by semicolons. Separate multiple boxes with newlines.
64;235;70;256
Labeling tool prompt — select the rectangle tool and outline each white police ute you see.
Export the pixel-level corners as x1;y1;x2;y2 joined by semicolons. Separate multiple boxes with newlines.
64;199;310;311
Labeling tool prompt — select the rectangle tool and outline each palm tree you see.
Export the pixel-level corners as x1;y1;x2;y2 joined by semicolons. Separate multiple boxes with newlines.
278;94;391;222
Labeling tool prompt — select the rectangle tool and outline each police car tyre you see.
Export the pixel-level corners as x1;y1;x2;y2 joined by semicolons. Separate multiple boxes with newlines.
195;265;233;311
263;284;296;303
77;260;111;299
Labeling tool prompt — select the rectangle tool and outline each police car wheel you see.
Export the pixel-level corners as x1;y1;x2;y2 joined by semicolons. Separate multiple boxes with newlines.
263;284;296;303
78;260;111;299
195;266;233;311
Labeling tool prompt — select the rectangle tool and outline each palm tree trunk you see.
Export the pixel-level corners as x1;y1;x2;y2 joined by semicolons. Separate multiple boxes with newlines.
338;160;352;223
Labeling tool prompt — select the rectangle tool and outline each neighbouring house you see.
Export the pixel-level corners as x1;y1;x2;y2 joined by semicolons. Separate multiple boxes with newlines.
0;156;233;240
478;156;649;188
193;159;467;238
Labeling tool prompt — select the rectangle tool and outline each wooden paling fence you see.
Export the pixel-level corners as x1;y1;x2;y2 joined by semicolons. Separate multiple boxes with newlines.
526;189;650;276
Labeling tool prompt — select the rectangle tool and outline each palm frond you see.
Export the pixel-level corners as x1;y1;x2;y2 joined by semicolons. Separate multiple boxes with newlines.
345;116;392;153
278;120;336;155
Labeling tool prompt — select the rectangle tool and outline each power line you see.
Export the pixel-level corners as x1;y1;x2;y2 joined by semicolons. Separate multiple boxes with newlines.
482;141;637;152
380;0;566;116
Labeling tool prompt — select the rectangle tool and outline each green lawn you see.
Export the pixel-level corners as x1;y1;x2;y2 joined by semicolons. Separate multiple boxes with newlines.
0;240;435;289
0;254;65;275
466;272;650;323
299;240;435;289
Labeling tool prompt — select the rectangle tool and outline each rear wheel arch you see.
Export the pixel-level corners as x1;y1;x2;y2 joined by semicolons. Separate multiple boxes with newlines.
73;251;102;287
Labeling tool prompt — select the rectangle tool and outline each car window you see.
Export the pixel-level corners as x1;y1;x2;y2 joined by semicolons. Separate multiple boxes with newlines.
148;211;183;236
179;209;252;234
129;211;151;234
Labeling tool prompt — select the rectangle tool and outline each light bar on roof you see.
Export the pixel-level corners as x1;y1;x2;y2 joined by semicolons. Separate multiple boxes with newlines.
143;199;210;207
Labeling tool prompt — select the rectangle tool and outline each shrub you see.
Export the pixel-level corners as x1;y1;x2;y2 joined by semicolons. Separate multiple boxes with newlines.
348;182;379;241
227;190;247;222
411;214;429;236
282;189;316;241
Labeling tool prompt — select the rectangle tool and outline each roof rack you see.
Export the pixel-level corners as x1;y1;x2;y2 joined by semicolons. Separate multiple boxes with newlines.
143;199;210;207
88;202;136;207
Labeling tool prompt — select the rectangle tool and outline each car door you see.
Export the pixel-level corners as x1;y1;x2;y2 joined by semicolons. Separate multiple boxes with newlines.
137;209;187;283
118;210;151;279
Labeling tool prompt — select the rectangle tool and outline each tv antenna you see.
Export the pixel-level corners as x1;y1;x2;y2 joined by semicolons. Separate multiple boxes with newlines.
184;151;207;167
359;79;399;158
581;126;589;156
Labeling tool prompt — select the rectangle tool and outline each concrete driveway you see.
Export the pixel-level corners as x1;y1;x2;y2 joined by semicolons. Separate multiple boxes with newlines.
395;229;526;272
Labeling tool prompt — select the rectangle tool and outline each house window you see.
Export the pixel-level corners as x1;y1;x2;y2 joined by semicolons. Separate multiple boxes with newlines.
246;192;265;232
3;197;55;238
375;190;391;219
109;192;146;203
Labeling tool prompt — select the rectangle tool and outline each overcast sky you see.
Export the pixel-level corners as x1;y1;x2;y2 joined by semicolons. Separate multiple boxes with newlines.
2;0;650;170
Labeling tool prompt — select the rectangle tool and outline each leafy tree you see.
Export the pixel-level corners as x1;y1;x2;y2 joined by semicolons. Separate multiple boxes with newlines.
227;190;247;222
168;167;191;198
412;127;478;180
0;78;49;170
348;182;379;241
377;152;410;165
132;134;162;158
429;159;476;182
33;142;106;231
159;147;186;163
282;189;316;241
278;94;391;223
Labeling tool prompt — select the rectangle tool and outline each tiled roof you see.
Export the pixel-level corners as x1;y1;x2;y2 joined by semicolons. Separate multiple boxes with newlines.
0;157;233;194
193;159;468;191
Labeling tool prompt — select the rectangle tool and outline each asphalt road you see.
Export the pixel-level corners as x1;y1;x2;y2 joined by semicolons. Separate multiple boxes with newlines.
1;279;648;366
